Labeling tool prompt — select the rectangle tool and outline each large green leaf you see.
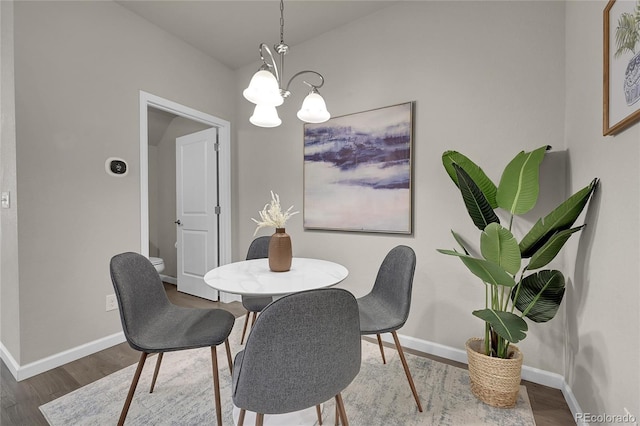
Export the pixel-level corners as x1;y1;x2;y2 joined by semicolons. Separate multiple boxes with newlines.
520;178;599;257
511;270;565;323
442;151;498;208
437;249;516;287
527;226;585;270
480;223;521;275
472;309;528;343
454;164;500;231
496;145;549;215
451;230;470;255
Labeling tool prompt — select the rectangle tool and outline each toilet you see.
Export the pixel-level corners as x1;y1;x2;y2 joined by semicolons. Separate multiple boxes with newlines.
149;256;165;274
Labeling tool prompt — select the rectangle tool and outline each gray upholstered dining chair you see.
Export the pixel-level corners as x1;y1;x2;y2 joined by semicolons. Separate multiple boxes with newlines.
356;245;423;412
109;252;235;426
232;288;361;426
239;236;272;344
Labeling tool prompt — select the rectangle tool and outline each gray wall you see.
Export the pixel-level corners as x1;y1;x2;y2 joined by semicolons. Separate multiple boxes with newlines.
235;0;638;415
565;0;640;417
1;0;20;362
237;0;567;372
2;0;638;418
8;0;235;364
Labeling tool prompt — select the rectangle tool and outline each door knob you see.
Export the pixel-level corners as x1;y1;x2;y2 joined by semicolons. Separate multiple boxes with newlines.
175;220;182;225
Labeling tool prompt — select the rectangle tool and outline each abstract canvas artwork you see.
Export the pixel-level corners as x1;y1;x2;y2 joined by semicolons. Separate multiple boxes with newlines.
303;102;414;233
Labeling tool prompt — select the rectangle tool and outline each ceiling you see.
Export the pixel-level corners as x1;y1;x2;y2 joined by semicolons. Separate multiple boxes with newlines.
115;1;397;70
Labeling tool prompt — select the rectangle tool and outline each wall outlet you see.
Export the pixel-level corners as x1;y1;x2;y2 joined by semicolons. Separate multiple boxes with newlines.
106;294;118;311
1;192;10;209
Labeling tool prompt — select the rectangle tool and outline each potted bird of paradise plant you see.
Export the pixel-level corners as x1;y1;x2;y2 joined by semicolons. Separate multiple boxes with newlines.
437;145;598;408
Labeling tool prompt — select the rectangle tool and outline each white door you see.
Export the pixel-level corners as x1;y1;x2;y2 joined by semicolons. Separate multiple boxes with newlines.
176;128;219;300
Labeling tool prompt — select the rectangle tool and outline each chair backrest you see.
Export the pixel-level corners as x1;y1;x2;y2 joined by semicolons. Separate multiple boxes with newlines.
370;245;416;327
232;288;361;414
109;252;172;351
246;236;270;260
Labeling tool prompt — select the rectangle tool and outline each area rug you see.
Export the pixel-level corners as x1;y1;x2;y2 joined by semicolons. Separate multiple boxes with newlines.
40;317;535;425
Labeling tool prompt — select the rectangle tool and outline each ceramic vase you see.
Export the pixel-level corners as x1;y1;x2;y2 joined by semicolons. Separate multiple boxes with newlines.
268;228;292;272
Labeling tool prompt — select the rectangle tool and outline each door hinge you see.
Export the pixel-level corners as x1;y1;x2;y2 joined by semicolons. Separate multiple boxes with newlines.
214;205;221;215
214;143;220;152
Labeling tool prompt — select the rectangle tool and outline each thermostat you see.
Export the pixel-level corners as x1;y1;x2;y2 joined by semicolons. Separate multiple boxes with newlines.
106;157;128;177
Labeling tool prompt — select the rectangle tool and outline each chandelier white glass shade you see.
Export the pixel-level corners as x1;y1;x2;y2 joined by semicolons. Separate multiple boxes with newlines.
250;104;282;128
297;88;331;123
243;0;330;128
242;67;284;107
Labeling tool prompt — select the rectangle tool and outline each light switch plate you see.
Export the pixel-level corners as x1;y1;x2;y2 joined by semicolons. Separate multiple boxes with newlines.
1;192;9;209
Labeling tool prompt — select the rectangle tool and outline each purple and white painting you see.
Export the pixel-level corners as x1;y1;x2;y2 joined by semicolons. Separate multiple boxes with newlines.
303;102;413;233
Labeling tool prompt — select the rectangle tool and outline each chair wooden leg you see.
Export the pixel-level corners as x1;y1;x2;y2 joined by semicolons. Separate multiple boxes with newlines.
376;334;386;364
335;404;339;426
211;346;223;426
391;331;423;412
225;339;233;375
240;311;250;344
335;393;349;426
149;352;163;393
238;408;246;426
316;404;323;425
118;352;148;426
241;311;259;345
255;413;264;426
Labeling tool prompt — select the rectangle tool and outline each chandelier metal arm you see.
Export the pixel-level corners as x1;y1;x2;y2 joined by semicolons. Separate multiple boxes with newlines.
282;70;325;98
258;43;280;84
257;41;325;99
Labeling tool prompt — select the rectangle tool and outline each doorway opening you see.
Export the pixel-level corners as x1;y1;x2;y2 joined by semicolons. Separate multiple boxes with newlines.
139;91;233;302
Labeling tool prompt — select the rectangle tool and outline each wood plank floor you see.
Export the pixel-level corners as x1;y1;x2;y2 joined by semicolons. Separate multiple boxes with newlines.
1;284;575;425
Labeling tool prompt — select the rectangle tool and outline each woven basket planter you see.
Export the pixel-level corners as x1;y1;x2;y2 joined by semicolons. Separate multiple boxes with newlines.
465;337;523;408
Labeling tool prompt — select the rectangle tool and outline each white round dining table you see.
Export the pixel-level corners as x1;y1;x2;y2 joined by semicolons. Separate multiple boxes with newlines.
203;257;349;297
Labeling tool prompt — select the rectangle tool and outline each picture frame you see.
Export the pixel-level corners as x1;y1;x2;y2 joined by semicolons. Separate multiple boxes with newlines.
603;0;640;135
303;102;414;234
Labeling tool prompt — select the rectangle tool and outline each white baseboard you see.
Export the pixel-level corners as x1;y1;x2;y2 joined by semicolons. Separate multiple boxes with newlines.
160;274;176;285
0;342;21;380
383;332;583;420
382;332;566;388
0;322;584;421
563;382;583;424
520;363;565;388
383;332;469;364
0;332;126;382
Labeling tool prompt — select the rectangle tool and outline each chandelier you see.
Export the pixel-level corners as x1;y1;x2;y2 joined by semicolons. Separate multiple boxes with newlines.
243;0;331;128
